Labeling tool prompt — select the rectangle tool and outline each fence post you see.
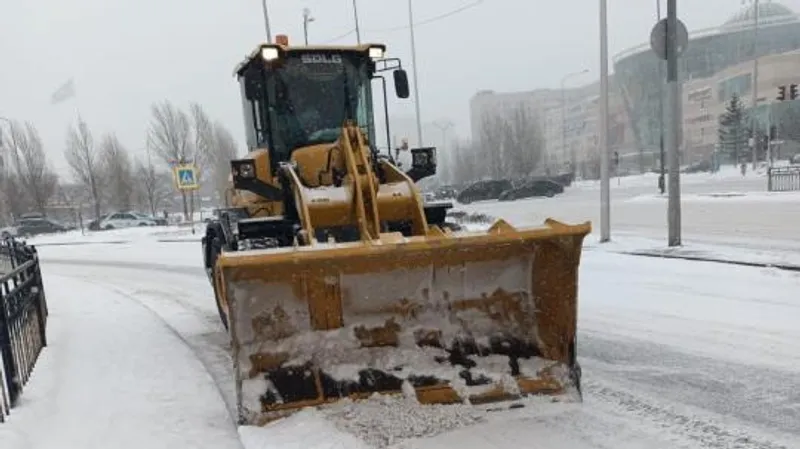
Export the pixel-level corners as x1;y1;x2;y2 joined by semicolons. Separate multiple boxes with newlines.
0;292;18;408
767;167;773;191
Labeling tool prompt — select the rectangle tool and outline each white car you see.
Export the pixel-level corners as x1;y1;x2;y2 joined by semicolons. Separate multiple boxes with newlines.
98;212;158;230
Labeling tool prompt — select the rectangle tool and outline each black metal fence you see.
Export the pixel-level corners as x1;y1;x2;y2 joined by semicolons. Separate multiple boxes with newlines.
0;239;48;422
767;166;800;192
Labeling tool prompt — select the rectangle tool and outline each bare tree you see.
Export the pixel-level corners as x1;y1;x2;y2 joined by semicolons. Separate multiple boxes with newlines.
65;118;103;219
501;105;545;177
133;157;172;216
100;133;134;211
209;120;239;204
0;172;26;221
480;113;505;179
6;121;58;214
190;102;214;176
147;100;192;218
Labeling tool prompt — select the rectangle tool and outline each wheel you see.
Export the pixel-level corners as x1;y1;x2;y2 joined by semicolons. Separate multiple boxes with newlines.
440;221;463;232
138;223;148;227
208;236;229;330
546;191;555;198
104;224;115;230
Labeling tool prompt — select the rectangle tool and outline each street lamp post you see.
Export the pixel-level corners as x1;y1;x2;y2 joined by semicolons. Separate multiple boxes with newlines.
599;0;611;243
657;0;666;194
261;0;273;43
750;0;760;169
665;0;682;247
561;70;589;173
352;0;362;44
302;8;315;45
408;0;424;147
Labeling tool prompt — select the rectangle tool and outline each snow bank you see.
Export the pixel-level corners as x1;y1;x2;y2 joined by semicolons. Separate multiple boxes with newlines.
239;409;370;449
24;225;203;246
626;190;800;204
585;233;800;269
319;395;485;448
573;164;767;191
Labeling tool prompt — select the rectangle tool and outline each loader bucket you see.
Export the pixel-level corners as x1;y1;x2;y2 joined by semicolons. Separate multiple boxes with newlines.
218;218;591;425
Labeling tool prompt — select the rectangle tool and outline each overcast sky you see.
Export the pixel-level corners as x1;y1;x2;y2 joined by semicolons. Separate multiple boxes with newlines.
1;0;795;178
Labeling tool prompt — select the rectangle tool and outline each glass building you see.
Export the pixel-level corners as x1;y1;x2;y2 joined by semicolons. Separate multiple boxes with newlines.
612;2;800;151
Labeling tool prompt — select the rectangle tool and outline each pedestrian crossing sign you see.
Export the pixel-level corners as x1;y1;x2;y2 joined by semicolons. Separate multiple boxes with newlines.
174;164;199;190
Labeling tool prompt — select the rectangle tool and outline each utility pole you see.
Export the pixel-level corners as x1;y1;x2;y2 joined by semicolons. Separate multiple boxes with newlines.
261;0;273;43
408;0;424;147
302;8;314;45
666;0;682;246
751;0;760;169
599;0;611;243
352;0;362;44
656;0;666;194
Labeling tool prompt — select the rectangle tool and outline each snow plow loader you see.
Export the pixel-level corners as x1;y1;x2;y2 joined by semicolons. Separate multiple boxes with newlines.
202;35;592;425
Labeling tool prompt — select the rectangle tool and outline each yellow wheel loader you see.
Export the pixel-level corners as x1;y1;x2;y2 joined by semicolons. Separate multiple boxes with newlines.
202;35;592;426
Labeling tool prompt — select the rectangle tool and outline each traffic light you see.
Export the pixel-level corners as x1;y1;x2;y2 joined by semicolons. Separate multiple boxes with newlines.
770;125;777;141
613;151;620;167
791;84;798;100
778;85;787;101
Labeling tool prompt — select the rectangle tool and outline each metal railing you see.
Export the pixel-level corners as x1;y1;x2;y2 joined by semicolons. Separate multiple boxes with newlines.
0;238;48;422
767;165;800;191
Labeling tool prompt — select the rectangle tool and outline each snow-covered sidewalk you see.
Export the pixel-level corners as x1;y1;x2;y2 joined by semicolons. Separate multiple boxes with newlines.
0;275;242;449
586;232;800;269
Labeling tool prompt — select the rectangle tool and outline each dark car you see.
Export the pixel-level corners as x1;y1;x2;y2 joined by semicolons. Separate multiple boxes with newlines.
433;185;458;200
456;179;513;204
498;179;564;201
87;214;110;231
15;217;70;237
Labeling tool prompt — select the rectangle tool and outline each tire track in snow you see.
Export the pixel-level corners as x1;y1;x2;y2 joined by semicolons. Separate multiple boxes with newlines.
579;334;798;449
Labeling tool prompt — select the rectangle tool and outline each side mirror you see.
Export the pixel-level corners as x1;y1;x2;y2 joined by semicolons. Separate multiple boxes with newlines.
393;69;410;99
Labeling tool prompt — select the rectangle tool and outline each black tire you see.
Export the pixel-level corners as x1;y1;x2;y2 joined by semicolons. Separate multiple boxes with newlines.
208;237;229;330
104;224;115;230
440;221;463;232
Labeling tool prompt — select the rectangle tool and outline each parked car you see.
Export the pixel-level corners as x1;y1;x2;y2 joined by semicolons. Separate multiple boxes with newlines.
0;225;17;239
130;212;168;226
498;179;564;201
98;212;158;230
14;217;71;237
87;214;110;231
456;179;513;204
433;185;459;200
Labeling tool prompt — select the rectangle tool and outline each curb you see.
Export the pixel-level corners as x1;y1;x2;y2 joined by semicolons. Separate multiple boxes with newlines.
617;250;800;272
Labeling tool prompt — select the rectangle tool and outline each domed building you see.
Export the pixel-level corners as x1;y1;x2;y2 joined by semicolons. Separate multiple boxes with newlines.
613;1;800;160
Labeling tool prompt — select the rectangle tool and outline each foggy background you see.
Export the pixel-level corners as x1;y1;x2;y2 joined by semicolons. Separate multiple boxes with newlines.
0;0;778;176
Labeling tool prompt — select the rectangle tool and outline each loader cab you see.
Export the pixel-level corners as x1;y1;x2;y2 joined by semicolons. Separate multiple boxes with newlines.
235;38;410;173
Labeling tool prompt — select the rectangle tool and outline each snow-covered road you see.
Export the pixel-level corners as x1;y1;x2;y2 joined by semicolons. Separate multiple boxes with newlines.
1;236;796;449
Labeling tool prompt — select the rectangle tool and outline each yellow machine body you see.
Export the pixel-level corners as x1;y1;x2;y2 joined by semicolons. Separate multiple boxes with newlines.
210;38;591;425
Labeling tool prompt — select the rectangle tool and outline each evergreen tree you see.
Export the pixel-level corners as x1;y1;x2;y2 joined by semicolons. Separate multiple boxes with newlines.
717;94;749;164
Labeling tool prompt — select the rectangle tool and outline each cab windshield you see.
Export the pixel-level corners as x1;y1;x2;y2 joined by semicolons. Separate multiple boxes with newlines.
265;52;375;158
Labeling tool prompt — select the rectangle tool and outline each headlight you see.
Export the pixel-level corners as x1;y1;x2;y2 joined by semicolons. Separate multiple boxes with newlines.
238;162;256;179
261;47;279;61
368;46;384;59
